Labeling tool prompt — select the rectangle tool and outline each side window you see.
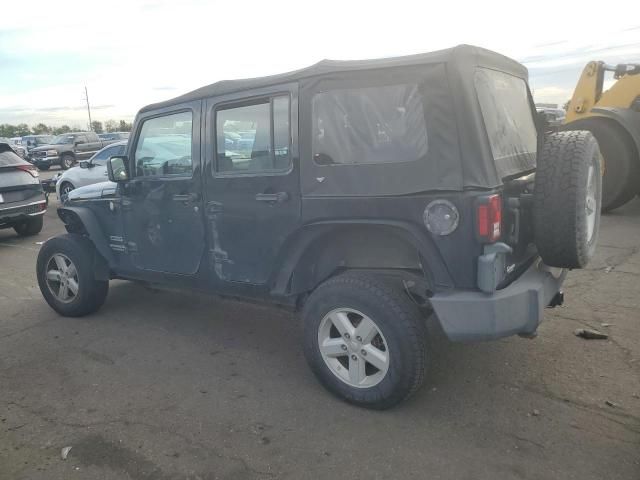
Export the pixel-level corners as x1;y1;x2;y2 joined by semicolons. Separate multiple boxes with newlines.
133;111;193;177
215;95;290;174
92;145;123;165
75;135;88;144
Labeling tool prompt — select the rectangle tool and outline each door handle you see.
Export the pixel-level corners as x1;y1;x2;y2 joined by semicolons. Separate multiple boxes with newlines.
255;192;289;203
172;193;199;203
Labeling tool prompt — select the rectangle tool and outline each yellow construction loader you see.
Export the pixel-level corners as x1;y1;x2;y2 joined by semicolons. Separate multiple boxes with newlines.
564;61;640;211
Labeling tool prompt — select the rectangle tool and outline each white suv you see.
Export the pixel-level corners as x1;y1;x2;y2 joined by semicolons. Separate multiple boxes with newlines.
55;141;127;199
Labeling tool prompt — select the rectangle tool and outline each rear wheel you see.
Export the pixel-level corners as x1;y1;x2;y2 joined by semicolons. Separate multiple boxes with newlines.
565;118;639;212
14;216;43;237
61;154;75;170
303;272;427;409
534;131;602;269
36;234;109;317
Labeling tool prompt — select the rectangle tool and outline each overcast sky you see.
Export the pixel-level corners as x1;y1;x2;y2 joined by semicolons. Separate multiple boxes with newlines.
1;0;639;127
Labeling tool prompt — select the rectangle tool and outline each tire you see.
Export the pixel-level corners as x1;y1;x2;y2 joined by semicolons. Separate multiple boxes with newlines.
61;154;75;170
564;118;640;212
302;272;427;409
36;234;109;317
14;215;44;237
534;131;602;269
59;181;75;197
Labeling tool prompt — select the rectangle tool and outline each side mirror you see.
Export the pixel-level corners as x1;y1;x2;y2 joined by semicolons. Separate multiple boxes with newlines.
107;155;129;182
79;161;89;169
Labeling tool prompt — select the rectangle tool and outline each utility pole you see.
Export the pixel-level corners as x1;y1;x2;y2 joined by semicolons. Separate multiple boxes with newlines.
84;86;93;131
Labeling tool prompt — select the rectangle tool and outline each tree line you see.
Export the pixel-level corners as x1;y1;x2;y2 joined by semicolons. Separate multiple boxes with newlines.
0;119;133;138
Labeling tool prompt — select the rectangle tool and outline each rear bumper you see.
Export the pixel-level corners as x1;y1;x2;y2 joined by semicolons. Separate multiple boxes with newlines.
430;259;566;342
0;197;47;227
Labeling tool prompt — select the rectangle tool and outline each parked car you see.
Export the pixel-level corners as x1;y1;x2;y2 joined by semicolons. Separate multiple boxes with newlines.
20;135;56;161
30;132;107;170
98;132;130;142
0;142;46;236
0;138;18;154
37;45;602;409
535;106;566;129
55;141;126;199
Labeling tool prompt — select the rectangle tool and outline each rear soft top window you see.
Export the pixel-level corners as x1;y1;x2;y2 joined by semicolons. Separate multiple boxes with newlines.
0;144;26;166
475;68;537;179
312;83;428;166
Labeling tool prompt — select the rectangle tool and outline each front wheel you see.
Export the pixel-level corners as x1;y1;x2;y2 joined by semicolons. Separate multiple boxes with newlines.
36;234;109;317
59;181;75;198
61;154;75;170
302;272;427;409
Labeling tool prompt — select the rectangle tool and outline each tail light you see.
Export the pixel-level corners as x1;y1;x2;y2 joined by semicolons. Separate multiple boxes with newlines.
16;164;39;178
476;194;502;243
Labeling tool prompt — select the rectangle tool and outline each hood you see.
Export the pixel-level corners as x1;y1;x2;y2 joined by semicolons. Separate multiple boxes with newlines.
30;144;59;152
66;181;117;202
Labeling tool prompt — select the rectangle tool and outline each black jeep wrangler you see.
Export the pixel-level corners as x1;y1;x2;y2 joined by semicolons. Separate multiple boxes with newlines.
37;45;602;409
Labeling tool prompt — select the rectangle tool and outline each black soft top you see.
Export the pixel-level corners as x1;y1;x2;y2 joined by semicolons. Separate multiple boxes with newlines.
138;45;532;194
141;45;526;113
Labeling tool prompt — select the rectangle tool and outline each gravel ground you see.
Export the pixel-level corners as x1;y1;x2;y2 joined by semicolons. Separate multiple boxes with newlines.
1;176;639;479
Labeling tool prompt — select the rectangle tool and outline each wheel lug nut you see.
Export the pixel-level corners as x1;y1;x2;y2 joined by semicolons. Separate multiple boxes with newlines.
351;354;357;361
356;336;362;342
341;344;347;351
344;333;350;339
361;349;367;356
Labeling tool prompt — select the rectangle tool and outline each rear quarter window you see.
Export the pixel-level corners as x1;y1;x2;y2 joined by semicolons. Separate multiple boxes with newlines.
0;144;26;166
475;68;537;179
312;83;428;166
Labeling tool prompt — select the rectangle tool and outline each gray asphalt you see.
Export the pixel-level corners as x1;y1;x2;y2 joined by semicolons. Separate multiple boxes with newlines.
1;174;639;479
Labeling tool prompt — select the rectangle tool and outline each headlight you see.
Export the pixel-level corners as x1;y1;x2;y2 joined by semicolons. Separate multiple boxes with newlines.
46;150;58;156
423;199;459;236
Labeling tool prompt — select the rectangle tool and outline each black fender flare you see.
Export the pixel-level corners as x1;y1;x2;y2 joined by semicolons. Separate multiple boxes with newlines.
57;206;113;280
270;220;454;296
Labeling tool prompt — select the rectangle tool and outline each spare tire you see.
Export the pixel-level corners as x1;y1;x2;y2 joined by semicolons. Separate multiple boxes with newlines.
534;131;602;269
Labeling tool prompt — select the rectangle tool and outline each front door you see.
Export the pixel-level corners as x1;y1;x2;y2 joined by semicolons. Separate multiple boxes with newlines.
82;143;125;187
121;104;205;275
204;85;300;285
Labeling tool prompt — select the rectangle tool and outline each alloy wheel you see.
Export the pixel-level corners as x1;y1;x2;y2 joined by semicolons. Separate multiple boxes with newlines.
61;183;74;196
317;308;390;388
585;162;597;242
45;253;79;303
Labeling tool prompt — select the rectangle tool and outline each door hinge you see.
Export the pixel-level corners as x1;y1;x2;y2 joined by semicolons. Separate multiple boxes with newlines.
207;201;223;215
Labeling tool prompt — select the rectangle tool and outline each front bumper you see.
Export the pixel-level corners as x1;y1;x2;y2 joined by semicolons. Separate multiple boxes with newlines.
430;259;567;342
0;198;47;227
33;156;59;168
41;178;58;193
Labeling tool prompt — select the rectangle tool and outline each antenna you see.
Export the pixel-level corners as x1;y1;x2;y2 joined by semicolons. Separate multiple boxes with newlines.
84;86;93;131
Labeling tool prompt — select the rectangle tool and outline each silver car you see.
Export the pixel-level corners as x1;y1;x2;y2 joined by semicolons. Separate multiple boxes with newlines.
55;141;126;199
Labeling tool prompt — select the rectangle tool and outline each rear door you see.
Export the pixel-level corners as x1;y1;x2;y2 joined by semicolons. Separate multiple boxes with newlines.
204;84;300;285
74;134;92;160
